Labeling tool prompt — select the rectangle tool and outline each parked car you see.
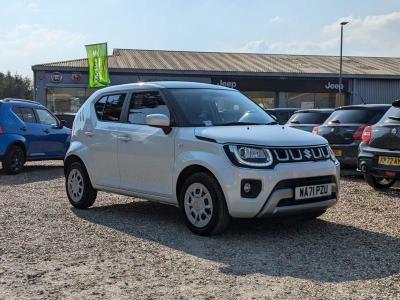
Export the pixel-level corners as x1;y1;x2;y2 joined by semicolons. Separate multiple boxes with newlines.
264;108;298;125
0;98;71;174
313;104;390;168
64;82;340;235
287;109;334;132
358;100;400;189
55;113;76;129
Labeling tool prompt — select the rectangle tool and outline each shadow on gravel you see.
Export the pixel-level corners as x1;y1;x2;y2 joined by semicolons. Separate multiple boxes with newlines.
0;165;63;185
73;201;400;283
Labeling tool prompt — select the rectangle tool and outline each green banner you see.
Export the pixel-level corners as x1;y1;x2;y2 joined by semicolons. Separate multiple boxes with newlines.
85;43;110;88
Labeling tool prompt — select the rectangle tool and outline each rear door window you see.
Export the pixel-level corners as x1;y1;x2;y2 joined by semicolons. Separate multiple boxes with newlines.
289;112;329;124
94;94;126;122
325;108;387;124
19;107;37;123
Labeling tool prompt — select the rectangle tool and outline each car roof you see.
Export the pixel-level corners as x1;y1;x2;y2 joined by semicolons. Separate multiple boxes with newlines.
0;98;43;108
294;108;335;113
93;81;235;94
335;104;391;110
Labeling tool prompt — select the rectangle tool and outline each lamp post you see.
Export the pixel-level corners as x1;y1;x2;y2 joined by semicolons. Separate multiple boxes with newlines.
339;21;349;104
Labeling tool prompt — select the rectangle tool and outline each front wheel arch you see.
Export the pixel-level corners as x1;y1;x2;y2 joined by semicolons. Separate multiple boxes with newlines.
176;164;224;204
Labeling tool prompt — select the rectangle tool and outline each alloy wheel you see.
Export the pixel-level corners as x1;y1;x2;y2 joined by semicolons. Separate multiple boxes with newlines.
68;168;84;203
184;183;213;228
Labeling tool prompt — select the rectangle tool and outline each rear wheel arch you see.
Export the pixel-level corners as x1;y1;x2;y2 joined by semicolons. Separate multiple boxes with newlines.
64;155;86;176
6;140;27;157
7;140;28;156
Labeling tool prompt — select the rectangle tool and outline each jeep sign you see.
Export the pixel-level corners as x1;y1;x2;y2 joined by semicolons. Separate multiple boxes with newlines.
218;80;237;89
325;82;344;91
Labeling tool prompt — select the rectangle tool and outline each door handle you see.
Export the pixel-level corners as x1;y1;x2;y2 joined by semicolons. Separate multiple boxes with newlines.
118;135;131;142
84;131;95;137
43;129;50;134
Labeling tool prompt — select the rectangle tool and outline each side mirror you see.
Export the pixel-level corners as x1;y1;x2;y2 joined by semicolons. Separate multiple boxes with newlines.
60;120;67;127
392;99;400;108
145;114;171;134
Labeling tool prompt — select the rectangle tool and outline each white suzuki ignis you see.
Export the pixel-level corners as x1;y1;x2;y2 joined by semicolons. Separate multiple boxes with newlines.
64;82;340;235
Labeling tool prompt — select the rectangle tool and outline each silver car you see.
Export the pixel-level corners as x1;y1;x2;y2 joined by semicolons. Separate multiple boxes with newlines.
64;82;340;235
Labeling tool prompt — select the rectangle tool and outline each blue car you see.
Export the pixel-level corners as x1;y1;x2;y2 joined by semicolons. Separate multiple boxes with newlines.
0;98;71;174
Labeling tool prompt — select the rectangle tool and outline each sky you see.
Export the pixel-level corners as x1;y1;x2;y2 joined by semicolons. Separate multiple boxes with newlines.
1;0;400;77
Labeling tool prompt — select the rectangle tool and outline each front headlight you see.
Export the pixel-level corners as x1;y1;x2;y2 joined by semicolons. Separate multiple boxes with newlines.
227;145;273;167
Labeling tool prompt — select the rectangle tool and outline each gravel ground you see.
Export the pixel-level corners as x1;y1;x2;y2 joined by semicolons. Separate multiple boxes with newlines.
0;161;399;299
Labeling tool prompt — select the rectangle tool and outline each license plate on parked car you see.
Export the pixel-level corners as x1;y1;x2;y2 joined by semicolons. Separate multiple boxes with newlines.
378;156;400;166
295;184;332;200
332;149;342;157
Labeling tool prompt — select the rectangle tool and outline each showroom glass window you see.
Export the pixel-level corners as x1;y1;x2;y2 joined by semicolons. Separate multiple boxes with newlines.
283;92;345;109
46;88;98;114
243;91;276;108
128;91;170;124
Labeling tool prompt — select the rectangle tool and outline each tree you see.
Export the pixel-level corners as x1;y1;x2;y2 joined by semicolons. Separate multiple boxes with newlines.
0;71;33;100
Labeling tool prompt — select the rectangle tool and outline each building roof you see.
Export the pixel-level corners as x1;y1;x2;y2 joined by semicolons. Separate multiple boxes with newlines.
32;48;400;78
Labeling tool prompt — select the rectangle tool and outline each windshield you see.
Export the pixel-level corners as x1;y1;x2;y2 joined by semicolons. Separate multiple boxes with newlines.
324;108;387;125
288;112;331;124
168;89;276;127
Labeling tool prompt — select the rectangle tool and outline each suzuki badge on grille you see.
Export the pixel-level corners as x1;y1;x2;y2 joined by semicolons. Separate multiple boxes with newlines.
303;149;313;159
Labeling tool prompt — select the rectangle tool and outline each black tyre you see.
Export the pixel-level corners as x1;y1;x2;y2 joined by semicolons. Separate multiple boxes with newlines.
2;144;26;175
65;161;97;209
179;172;231;235
365;174;396;190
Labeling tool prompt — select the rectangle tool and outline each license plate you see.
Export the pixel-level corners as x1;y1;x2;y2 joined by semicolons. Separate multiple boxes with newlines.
378;156;400;166
332;149;342;157
295;184;332;200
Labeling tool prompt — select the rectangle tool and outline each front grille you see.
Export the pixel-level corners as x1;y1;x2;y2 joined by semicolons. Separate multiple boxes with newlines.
275;175;336;189
271;145;330;163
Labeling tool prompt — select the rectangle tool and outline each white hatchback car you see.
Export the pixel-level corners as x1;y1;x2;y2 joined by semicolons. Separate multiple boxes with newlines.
64;82;340;235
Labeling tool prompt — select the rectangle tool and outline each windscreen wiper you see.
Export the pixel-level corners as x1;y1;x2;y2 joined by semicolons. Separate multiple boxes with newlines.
290;120;300;124
330;119;341;124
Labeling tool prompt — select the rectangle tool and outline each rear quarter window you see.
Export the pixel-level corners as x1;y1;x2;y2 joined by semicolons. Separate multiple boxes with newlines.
289;112;329;124
12;107;24;120
94;94;126;122
325;108;387;125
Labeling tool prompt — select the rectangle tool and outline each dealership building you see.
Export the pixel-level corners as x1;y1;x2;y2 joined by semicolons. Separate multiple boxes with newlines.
32;48;400;114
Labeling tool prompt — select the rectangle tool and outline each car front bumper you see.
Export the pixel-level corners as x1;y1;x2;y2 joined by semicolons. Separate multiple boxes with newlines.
220;159;340;218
